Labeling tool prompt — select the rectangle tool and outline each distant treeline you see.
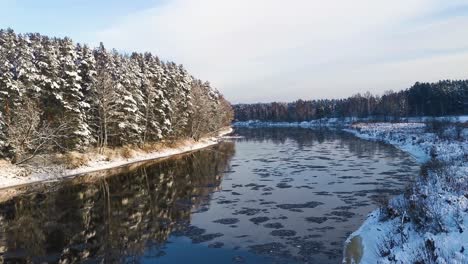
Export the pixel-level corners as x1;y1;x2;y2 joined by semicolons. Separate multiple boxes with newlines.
234;80;468;122
0;28;233;162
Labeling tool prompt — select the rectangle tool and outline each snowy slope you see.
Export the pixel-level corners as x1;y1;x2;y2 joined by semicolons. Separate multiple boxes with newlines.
343;123;468;264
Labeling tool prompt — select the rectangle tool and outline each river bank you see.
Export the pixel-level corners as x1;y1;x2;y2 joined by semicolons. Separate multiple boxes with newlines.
233;116;468;129
0;127;233;190
343;122;467;263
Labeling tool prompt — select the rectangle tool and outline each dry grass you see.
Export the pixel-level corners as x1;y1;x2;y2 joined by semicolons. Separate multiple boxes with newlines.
63;152;89;169
120;146;135;159
166;138;192;149
0;159;31;178
141;138;192;152
101;148;117;161
140;142;165;153
0;159;11;167
4;132;217;175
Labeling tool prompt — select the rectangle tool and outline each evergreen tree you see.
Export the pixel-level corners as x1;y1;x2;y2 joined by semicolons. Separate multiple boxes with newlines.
0;29;20;132
0;29;233;160
169;64;192;138
34;36;62;123
58;37;91;148
77;43;97;144
110;51;141;145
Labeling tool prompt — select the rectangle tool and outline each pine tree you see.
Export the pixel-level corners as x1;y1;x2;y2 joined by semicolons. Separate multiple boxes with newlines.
122;55;146;144
110;51;141;145
169;64;192;138
77;43;97;145
0;29;20;131
34;36;62;122
58;37;91;148
16;34;38;98
0;29;233;159
0;112;7;156
135;52;167;143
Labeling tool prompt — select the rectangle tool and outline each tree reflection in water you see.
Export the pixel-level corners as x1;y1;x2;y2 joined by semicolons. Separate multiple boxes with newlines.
0;142;235;263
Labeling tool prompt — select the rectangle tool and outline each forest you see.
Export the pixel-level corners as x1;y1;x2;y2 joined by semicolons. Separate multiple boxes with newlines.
0;28;233;163
234;80;468;122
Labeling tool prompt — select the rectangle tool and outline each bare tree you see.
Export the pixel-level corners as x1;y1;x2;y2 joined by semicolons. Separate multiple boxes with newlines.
188;83;213;141
363;91;373;117
91;69;119;151
7;99;69;164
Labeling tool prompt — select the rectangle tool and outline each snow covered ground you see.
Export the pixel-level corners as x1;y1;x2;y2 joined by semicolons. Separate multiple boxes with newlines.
233;118;355;128
0;128;233;190
343;123;429;163
233;116;468;128
343;123;468;264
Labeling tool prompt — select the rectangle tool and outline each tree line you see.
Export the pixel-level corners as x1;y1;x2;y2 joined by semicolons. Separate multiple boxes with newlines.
0;28;233;162
234;80;468;122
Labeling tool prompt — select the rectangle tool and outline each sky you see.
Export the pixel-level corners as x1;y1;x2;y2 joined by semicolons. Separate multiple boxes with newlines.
1;0;468;103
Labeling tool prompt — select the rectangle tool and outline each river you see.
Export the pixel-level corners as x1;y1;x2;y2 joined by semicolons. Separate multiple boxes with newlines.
0;128;420;263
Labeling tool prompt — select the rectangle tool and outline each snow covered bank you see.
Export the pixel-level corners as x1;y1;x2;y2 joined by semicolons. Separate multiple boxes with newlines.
0;127;233;190
343;123;468;264
343;123;429;163
233;118;354;128
234;116;467;129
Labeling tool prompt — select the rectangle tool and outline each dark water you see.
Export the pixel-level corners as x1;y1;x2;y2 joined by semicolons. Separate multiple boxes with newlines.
0;128;419;263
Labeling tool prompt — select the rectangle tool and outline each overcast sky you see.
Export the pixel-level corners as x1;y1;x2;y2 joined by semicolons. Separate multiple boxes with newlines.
2;0;468;103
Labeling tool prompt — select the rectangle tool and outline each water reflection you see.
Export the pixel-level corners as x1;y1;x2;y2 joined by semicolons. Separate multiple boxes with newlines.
0;128;420;264
0;143;235;263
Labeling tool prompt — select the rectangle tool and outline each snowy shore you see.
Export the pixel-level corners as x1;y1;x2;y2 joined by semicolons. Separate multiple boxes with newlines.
343;123;468;264
233;118;353;128
0;127;233;190
233;116;468;129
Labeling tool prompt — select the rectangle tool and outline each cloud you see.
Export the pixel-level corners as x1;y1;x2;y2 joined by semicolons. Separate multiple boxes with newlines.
95;0;468;103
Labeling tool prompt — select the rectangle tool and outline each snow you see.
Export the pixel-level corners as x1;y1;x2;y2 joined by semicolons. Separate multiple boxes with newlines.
401;115;468;123
233;118;356;128
0;127;233;190
343;123;430;163
234;116;468;129
343;122;468;264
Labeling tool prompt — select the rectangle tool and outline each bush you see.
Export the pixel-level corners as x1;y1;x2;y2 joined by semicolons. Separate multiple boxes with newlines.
120;146;134;159
414;239;437;264
453;123;467;140
426;119;450;134
375;195;391;220
63;152;88;169
100;148;116;161
376;234;395;258
141;142;165;153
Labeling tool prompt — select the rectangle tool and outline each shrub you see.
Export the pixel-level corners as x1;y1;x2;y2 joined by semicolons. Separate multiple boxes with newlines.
426;119;451;137
375;195;391;220
120;146;134;159
376;234;395;258
414;239;437;264
63;152;88;169
102;148;116;161
141;142;165;153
